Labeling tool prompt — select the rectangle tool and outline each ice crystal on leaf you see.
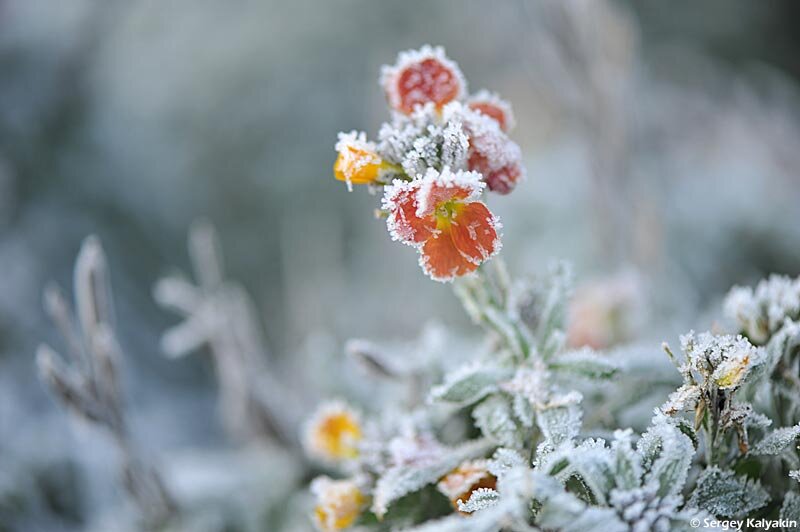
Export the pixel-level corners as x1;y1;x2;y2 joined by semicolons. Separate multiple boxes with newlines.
688;466;770;519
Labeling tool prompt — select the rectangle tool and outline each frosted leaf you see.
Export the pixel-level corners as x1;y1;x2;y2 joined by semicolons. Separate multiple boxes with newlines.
790;470;800;483
440;119;470;170
638;413;694;498
512;261;574;359
371;438;491;518
429;363;512;406
611;429;643;490
511;392;535;428
549;347;619;380
661;384;701;415
751;424;800;456
537;498;626;532
499;365;552;410
688;466;770;519
472;395;524;449
542;439;615;505
457;487;500;513
723;274;800;344
403;508;503;532
487;448;527;478
536;401;583;446
781;492;800;526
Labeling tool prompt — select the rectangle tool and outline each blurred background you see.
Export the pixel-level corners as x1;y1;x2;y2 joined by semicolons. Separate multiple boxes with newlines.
2;0;800;530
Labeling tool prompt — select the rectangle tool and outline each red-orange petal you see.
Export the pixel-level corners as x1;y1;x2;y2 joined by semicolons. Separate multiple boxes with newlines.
385;182;435;245
383;47;465;115
469;101;510;132
485;162;522;195
450;202;500;263
420;230;478;281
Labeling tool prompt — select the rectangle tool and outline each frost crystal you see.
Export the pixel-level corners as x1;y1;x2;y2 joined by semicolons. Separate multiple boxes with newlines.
688;466;770;519
679;331;764;389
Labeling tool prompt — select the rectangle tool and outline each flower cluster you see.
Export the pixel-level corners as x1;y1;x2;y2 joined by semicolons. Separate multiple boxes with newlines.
333;45;525;281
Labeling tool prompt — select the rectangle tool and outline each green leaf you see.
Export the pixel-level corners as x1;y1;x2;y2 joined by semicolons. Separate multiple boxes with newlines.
430;365;512;406
371;439;492;518
549;348;619;380
473;395;524;449
751;424;800;456
688;467;770;519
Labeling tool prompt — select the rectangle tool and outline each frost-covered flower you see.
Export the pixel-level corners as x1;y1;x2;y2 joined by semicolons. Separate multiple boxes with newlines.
437;459;497;512
303;401;363;463
724;274;800;345
467;90;515;132
334;131;398;189
383;168;501;281
381;45;466;115
680;331;764;390
444;102;524;195
311;476;367;532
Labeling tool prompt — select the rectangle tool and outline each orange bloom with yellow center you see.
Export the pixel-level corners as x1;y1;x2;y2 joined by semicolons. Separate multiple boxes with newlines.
383;168;501;282
437;459;497;513
311;477;367;532
303;401;363;463
334;131;396;189
381;45;466;115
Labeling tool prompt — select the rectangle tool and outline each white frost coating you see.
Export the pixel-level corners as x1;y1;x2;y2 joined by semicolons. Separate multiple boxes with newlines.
381;179;425;246
380;45;467;111
457;487;500;513
334;130;381;191
414;167;484;218
468;89;516;131
679;330;764;389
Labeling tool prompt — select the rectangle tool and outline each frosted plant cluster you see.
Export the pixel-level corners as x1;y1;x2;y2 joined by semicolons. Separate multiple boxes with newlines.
33;45;800;532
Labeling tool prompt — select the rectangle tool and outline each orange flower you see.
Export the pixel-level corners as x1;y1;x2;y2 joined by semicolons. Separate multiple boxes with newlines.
437;459;497;513
311;477;367;532
468;91;515;132
334;131;396;189
383;168;501;282
303;401;363;463
381;46;466;115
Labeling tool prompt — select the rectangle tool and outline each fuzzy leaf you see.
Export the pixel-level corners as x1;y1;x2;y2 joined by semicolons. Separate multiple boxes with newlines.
751;424;800;456
780;491;800;526
457;487;500;513
473;395;524;448
430;365;512;406
536;403;582;447
638;414;694;497
550;347;619;380
688;467;770;519
372;439;491;518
